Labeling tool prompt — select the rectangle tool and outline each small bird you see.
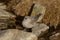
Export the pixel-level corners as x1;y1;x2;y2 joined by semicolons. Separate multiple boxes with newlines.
22;13;42;29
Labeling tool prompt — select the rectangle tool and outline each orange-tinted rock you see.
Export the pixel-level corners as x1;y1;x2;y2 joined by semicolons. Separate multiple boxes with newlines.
6;0;33;16
32;0;60;28
6;0;60;28
14;0;33;16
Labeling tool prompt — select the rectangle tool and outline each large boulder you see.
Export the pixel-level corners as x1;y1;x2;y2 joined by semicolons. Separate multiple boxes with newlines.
0;29;37;40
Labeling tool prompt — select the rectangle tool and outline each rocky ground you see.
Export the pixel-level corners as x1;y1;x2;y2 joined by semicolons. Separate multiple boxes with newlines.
0;0;60;40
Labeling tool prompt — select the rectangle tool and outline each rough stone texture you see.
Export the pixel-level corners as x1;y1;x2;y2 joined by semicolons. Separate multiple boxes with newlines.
6;0;33;16
32;23;49;37
0;29;37;40
0;3;6;10
0;0;60;40
0;9;16;29
14;0;33;16
6;0;21;11
6;0;60;28
32;0;60;28
49;32;60;40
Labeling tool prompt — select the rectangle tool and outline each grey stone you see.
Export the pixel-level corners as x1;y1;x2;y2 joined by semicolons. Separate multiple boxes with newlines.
32;23;49;37
0;29;37;40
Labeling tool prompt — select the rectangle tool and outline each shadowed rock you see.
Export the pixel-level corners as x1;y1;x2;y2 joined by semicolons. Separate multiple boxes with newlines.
0;9;16;29
49;32;60;40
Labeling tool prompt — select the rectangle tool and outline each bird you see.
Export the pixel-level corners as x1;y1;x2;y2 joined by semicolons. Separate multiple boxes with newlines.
22;13;42;29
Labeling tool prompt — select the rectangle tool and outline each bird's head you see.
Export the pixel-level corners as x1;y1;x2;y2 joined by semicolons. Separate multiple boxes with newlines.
22;13;42;28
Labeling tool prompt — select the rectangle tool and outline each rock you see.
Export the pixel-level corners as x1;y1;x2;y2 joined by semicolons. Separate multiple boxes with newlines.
0;9;16;29
0;29;37;40
6;0;33;16
38;37;45;40
0;3;6;10
16;25;24;30
31;3;46;22
14;0;33;16
6;0;21;11
32;23;49;37
6;0;60;28
0;9;15;18
49;32;60;40
32;0;60;28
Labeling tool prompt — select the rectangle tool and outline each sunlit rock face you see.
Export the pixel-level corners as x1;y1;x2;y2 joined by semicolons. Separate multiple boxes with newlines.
0;29;37;40
0;9;16;29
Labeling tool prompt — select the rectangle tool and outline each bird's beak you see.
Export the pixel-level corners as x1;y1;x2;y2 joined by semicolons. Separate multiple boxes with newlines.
32;13;42;21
